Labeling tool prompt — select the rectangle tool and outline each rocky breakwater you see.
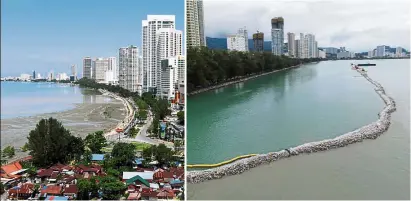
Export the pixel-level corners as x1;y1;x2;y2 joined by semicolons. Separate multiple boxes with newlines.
187;70;396;184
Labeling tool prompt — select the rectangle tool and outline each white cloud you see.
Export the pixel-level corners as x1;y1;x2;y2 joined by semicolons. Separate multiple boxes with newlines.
203;0;410;52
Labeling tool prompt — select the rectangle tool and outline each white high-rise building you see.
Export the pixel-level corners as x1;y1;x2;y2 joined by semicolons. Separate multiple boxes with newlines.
177;55;185;82
71;65;77;77
396;47;402;57
160;57;179;100
314;41;318;58
298;33;305;58
83;57;92;79
287;32;295;57
237;27;248;52
142;15;175;93
156;28;183;96
92;58;109;83
271;17;284;56
368;50;374;58
187;0;205;47
119;45;141;94
305;34;315;58
227;34;247;52
376;45;386;57
319;50;326;58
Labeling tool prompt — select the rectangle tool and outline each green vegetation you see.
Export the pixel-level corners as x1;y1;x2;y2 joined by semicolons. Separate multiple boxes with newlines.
131;141;151;151
84;131;107;154
21;142;29;152
187;46;323;93
99;176;127;200
177;111;184;125
0;182;4;194
27;117;85;167
77;177;99;200
0;151;7;164
142;144;173;166
76;77;138;98
110;142;136;168
129;127;139;138
138;109;148;120
2;145;15;158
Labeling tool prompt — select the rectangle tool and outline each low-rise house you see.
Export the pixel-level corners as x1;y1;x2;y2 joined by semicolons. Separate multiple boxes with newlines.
91;154;105;162
156;189;175;200
140;188;159;200
45;195;69;200
1;161;26;179
37;169;59;183
63;184;78;199
7;183;35;200
127;192;141;200
75;164;102;178
40;185;62;198
122;171;154;182
126;175;150;193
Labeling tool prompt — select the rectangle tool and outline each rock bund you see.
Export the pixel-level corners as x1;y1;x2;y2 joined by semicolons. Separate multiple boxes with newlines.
187;70;396;184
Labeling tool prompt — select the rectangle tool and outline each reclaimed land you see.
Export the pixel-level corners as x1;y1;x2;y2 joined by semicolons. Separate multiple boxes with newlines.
187;70;396;183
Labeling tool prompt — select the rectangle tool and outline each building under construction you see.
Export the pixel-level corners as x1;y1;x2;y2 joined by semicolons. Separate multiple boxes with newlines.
253;31;264;52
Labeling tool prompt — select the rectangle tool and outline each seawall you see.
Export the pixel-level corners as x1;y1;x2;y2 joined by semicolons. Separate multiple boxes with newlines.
187;70;396;184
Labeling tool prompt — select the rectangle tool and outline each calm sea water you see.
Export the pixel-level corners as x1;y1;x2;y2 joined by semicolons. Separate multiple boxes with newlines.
187;59;410;199
1;82;112;119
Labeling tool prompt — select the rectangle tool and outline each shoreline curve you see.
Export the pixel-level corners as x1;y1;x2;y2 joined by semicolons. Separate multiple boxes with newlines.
187;70;396;184
188;64;302;96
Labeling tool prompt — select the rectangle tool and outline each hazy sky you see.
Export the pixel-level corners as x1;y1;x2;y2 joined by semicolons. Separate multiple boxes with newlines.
1;0;184;77
203;0;410;52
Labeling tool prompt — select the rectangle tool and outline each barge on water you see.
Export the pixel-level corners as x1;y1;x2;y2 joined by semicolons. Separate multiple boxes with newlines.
357;63;376;66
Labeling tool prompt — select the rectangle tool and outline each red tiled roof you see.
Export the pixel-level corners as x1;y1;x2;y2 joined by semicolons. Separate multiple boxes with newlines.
127;192;141;200
37;169;55;177
153;171;164;179
8;183;35;194
50;172;59;179
141;190;158;197
40;185;62;195
163;172;174;179
64;184;78;194
1;162;23;175
157;189;175;198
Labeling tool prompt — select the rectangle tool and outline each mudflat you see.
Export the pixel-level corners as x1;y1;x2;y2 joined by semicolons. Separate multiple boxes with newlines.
1;98;126;161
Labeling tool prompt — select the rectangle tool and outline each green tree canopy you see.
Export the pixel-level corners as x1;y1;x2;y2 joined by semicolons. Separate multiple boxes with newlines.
177;111;184;125
111;142;136;167
2;146;15;158
77;177;99;200
84;131;107;154
155;144;173;165
187;46;322;93
99;176;126;200
27;118;85;167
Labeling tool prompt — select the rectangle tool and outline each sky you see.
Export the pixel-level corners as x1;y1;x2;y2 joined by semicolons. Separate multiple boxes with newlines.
203;0;410;52
1;0;184;77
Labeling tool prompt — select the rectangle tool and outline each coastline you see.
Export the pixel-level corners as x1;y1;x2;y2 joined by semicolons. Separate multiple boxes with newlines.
187;69;397;183
1;91;128;163
188;64;302;96
97;89;135;138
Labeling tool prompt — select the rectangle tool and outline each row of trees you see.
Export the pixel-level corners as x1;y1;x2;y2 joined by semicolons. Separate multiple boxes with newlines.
77;78;172;139
187;46;323;93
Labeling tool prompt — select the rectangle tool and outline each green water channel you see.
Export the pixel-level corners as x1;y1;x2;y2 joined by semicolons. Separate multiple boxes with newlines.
187;59;410;199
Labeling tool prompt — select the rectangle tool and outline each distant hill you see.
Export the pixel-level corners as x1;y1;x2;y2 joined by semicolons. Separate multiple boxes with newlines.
206;37;272;52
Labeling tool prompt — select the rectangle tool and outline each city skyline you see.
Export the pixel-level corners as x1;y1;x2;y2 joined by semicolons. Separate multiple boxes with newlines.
1;0;184;77
202;0;410;52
